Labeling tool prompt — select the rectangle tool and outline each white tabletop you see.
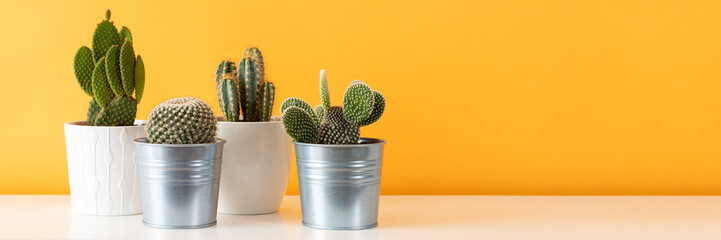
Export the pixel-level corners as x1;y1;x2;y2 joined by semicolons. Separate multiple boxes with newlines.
1;195;720;239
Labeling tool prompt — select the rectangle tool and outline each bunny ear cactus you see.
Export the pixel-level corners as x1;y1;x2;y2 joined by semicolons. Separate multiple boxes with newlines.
215;47;275;122
146;97;218;144
73;10;145;126
281;69;385;144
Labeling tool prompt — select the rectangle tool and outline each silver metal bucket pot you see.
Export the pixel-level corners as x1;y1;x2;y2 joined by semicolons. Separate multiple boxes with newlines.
294;138;386;230
133;138;226;229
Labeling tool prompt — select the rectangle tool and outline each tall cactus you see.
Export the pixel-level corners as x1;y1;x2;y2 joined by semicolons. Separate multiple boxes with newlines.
215;47;275;122
146;97;217;144
73;10;145;126
281;69;385;144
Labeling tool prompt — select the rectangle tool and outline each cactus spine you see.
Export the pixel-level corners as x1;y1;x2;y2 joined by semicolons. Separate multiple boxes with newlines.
281;69;385;144
73;10;145;126
215;47;275;122
146;97;217;144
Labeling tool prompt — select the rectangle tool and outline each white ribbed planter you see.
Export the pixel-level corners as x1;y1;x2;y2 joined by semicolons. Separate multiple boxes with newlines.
217;116;291;214
63;120;146;216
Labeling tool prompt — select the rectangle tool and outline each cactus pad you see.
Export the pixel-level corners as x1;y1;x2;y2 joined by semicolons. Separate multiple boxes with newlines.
95;96;137;126
146;97;217;144
91;58;113;106
281;106;320;143
314;105;325;125
87;98;101;125
358;91;385;126
319;106;360;144
74;46;95;96
92;19;121;62
119;39;135;96
260;82;275;122
342;81;374;123
105;45;124;96
120;27;132;43
320;69;330;111
134;55;145;103
280;97;317;122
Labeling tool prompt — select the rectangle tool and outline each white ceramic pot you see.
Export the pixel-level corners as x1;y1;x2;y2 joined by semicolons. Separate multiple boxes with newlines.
64;120;146;215
217;116;291;214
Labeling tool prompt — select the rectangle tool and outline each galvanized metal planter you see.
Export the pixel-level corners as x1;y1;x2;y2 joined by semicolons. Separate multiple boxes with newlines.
133;138;226;229
294;138;386;230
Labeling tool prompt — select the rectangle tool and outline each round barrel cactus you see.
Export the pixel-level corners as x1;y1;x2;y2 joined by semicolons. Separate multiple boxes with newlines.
146;97;218;144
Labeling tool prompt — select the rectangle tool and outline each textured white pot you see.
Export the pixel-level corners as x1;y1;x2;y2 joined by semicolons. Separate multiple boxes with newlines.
64;120;146;216
217;116;291;214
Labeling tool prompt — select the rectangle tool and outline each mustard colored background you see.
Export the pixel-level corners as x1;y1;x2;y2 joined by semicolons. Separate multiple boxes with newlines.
1;1;720;195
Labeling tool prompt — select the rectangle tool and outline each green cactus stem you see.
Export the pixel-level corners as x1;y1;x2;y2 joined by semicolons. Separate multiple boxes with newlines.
74;46;95;96
119;39;135;96
281;106;320;143
215;47;276;122
216;60;240;122
260;82;275;122
146;97;217;144
319;106;360;144
239;56;263;121
342;80;374;123
320;69;330;111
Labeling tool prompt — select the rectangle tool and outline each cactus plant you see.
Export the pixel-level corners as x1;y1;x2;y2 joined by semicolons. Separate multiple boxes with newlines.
73;10;145;126
146;97;218;144
281;69;385;144
215;47;276;122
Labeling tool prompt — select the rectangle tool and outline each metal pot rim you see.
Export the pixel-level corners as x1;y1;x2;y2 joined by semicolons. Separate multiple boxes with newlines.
133;137;226;147
65;120;147;128
292;137;386;148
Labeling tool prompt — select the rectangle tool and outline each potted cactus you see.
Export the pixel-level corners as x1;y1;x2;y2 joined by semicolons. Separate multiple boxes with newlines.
280;69;386;230
64;10;146;216
133;97;226;229
213;47;291;215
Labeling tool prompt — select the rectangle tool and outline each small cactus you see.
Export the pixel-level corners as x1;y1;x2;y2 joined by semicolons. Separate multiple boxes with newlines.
73;10;145;126
215;47;275;122
281;69;385;144
146;97;218;144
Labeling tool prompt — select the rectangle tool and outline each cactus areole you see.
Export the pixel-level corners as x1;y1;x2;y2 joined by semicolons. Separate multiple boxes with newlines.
73;10;145;126
215;47;276;122
280;69;385;144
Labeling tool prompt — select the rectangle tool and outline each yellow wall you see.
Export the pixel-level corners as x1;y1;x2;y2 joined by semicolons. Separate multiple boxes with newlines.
1;0;721;195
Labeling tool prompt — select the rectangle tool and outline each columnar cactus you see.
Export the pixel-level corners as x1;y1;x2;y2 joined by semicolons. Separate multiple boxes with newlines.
73;10;145;126
281;69;385;144
146;97;218;144
215;47;275;122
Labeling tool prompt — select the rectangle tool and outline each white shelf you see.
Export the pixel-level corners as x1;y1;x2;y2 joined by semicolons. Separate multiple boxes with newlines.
1;195;721;239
